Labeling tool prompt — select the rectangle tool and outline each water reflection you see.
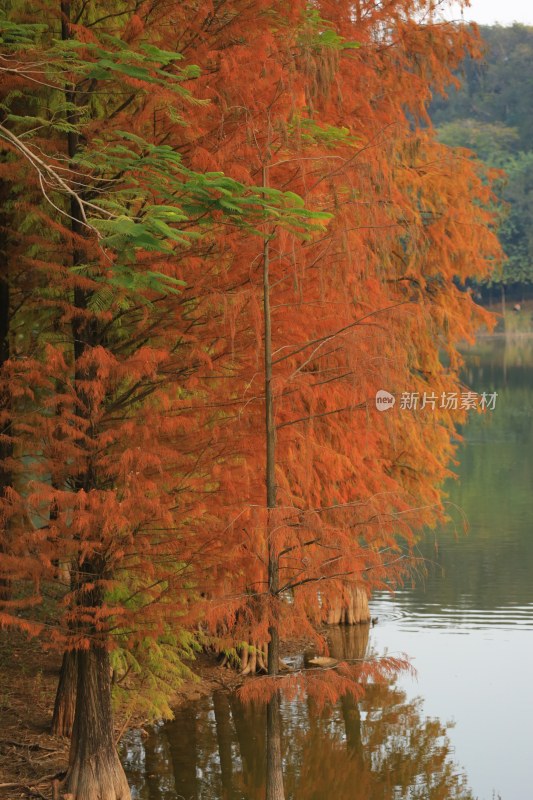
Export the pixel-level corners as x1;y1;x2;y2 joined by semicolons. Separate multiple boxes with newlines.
124;626;474;800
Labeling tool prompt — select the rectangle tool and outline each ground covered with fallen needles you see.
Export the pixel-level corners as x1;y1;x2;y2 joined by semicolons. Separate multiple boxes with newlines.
0;633;67;799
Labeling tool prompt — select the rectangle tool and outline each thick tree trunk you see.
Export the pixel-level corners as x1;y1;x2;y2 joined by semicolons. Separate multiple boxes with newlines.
57;5;124;793
51;649;77;737
326;584;370;625
327;623;369;663
63;646;130;800
240;640;269;675
266;691;285;800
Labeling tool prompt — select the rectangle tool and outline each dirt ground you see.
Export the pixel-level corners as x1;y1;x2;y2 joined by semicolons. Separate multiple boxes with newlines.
0;632;67;799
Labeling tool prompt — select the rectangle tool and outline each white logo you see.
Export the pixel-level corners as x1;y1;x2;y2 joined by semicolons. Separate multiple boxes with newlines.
375;390;396;411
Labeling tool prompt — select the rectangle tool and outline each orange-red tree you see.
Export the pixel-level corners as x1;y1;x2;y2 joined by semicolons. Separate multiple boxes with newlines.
142;7;502;797
0;3;325;798
165;0;501;678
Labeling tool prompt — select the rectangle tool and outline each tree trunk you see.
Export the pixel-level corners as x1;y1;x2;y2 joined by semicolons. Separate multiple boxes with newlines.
51;650;78;737
240;640;269;675
262;165;286;800
266;691;285;800
327;623;369;662
340;693;364;757
0;183;13;603
229;694;266;793
262;180;281;678
325;584;370;625
213;691;234;796
169;706;198;800
63;646;130;800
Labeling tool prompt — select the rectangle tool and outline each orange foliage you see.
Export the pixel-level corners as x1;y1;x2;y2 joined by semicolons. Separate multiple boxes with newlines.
161;0;502;677
0;1;502;704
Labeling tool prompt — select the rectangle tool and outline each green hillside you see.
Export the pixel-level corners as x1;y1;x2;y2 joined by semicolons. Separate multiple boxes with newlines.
431;24;533;292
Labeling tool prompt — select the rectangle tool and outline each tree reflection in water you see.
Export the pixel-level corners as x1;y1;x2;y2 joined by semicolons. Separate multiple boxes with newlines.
123;625;474;800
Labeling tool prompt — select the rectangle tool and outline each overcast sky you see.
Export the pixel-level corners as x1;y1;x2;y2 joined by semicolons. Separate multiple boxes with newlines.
445;0;533;26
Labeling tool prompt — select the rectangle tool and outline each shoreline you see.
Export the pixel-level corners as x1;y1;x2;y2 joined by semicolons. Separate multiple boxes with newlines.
475;330;533;338
0;632;312;799
0;635;237;799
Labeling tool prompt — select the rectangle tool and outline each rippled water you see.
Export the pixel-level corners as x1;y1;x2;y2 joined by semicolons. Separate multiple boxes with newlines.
123;336;533;800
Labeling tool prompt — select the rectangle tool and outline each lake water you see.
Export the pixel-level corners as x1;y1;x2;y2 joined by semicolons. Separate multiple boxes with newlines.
123;337;533;800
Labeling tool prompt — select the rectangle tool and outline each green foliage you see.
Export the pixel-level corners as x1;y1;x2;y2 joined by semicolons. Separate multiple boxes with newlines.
0;11;46;45
1;12;331;305
431;25;533;150
437;120;520;166
498;152;533;284
433;25;533;286
61;36;200;93
111;630;201;722
297;6;359;53
80;132;331;268
290;116;358;148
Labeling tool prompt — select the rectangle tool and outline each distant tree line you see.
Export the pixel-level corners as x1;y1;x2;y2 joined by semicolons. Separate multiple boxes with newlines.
431;24;533;297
